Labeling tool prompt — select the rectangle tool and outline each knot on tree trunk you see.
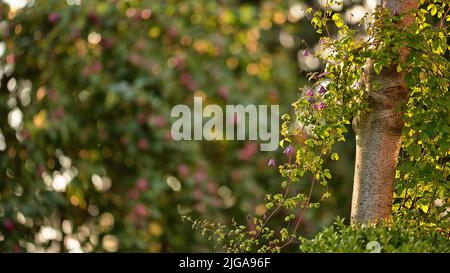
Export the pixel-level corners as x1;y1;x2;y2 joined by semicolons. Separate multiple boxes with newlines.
353;61;409;137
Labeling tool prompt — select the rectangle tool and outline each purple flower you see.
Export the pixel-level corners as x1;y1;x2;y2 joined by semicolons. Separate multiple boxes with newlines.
319;86;327;94
307;97;315;104
267;158;276;167
306;89;314;96
48;12;60;24
302;49;310;57
283;145;295;156
313;102;327;110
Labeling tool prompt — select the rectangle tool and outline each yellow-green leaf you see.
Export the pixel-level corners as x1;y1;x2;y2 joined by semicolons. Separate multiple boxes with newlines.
331;153;339;161
332;13;344;28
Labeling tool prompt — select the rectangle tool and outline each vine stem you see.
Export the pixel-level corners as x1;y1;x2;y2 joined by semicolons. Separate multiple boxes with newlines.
279;177;316;250
424;184;438;220
252;182;291;239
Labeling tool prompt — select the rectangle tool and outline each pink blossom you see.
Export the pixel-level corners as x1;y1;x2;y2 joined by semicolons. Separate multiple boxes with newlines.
180;72;192;85
128;188;140;200
48;12;60;24
47;88;58;101
207;182;219;194
52;107;65;119
150;115;167;128
91;61;103;73
313;102;327;110
137;113;147;125
87;11;101;26
138;138;150;151
36;165;46;176
133;204;149;218
283;145;295;156
167;27;179;39
239;142;258;161
12;244;21;253
267;157;276;167
319;86;327;94
6;54;15;65
194;169;208;183
178;164;190;177
174;56;185;70
4;218;14;233
136;178;149;192
218;86;229;99
210;197;222;207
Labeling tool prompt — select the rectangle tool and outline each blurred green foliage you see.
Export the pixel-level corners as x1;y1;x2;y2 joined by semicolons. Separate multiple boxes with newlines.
0;0;328;252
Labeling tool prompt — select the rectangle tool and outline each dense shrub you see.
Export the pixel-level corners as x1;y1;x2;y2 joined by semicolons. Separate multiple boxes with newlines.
300;217;450;253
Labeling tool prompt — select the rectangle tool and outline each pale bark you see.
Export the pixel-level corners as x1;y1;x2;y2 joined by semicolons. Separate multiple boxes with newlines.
350;0;419;224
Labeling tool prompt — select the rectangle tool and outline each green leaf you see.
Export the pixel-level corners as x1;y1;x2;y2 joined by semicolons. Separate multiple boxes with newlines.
374;62;383;75
431;6;437;16
331;153;339;161
332;13;344;28
324;170;332;180
280;228;289;241
305;139;315;148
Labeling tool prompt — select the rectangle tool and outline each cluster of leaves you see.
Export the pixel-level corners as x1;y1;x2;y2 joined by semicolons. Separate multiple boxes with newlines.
190;0;449;252
299;216;450;253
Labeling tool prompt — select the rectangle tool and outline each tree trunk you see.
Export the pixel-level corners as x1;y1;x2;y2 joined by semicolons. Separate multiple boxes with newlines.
350;0;419;224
